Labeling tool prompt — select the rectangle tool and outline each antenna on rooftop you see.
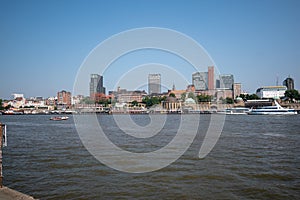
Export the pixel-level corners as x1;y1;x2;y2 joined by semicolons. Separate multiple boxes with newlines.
276;75;279;86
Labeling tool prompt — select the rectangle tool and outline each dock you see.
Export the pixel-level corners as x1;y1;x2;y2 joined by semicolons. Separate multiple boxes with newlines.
0;187;36;200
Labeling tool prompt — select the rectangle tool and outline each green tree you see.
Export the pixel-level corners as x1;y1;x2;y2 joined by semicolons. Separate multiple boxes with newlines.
225;97;234;104
159;96;167;102
151;96;160;105
81;97;95;104
142;96;153;108
97;98;111;107
181;92;186;101
142;96;163;108
248;94;259;100
5;105;12;110
197;94;212;102
239;93;259;101
188;92;196;100
0;99;3;110
131;100;138;106
169;93;176;98
285;89;300;102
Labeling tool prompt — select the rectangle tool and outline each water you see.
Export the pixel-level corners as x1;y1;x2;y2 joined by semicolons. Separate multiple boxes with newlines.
0;114;299;199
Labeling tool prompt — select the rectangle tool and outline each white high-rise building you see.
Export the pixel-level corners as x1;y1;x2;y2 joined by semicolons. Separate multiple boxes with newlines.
148;74;161;94
192;72;208;90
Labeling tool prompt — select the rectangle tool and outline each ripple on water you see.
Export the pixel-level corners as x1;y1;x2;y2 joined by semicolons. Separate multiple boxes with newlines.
0;114;299;199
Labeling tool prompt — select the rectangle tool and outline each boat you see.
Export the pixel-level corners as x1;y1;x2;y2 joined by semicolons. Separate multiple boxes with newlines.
50;116;69;121
224;107;249;115
248;100;297;115
2;110;23;115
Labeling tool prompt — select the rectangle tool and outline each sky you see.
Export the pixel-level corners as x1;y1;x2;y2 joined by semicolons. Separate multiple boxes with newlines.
0;0;299;99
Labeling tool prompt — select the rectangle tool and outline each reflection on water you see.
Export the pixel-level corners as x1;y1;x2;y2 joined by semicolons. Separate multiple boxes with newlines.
0;114;299;199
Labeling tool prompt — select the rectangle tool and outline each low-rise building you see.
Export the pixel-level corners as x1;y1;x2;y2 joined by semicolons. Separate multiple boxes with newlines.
109;88;147;103
57;90;72;108
256;86;287;99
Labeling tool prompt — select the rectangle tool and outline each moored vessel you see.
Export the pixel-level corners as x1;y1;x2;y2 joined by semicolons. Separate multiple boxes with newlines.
248;101;297;115
50;116;69;121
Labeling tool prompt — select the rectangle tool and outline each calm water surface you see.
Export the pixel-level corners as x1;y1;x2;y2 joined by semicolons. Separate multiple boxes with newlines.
0;114;299;199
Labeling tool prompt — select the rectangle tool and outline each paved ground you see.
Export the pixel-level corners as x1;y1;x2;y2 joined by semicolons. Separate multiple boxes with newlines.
0;187;36;200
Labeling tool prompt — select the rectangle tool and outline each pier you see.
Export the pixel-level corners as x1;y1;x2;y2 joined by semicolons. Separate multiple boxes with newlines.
0;123;36;200
0;187;35;200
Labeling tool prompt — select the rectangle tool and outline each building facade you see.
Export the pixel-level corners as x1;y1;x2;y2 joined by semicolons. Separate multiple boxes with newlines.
89;74;106;97
219;74;234;90
57;90;72;108
233;83;242;98
208;66;214;90
283;76;294;90
256;86;287;99
109;88;147;103
192;72;208;90
148;74;161;94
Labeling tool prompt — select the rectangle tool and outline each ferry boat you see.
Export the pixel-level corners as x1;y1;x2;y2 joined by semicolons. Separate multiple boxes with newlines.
248;101;297;115
224;107;249;115
50;116;69;121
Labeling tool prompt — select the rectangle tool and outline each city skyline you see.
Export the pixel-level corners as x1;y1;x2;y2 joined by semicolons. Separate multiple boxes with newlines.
0;1;299;99
2;71;296;100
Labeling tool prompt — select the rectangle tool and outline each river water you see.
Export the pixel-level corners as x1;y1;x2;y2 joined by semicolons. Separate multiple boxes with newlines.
0;114;299;199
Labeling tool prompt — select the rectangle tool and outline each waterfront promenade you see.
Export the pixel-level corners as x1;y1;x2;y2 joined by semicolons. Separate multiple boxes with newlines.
0;187;35;200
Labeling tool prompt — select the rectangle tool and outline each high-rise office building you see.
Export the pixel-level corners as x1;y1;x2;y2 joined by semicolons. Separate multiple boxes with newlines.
219;74;234;90
90;74;106;97
208;66;214;90
216;79;220;88
283;76;294;90
57;90;72;107
148;74;161;94
192;72;208;90
233;83;242;98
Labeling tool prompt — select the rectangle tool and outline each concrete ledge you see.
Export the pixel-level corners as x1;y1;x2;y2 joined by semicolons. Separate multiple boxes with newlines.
0;187;36;200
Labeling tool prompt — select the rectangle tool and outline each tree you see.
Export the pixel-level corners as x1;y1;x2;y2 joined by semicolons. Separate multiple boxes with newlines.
5;104;12;110
197;94;212;102
0;99;3;110
159;96;167;102
131;100;138;106
225;97;234;104
239;93;259;101
142;96;165;108
169;93;176;98
248;94;259;100
81;97;95;104
97;98;111;107
285;89;300;102
181;92;186;101
188;92;196;100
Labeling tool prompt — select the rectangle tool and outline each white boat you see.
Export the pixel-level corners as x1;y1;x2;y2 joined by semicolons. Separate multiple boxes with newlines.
248;101;297;115
50;116;69;121
224;107;249;115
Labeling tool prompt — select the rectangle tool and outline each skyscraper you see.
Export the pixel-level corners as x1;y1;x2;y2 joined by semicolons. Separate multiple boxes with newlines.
90;74;106;97
219;74;234;90
148;74;161;94
233;83;242;98
208;66;214;90
192;72;208;90
283;76;294;90
57;90;72;107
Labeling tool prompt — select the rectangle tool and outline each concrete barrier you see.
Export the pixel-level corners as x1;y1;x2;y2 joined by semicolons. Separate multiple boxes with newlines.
0;187;36;200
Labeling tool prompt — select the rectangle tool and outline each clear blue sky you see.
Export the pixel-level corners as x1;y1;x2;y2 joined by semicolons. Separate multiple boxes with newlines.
1;0;299;99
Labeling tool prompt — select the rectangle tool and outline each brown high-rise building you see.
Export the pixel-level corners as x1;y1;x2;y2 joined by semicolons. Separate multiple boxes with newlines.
208;66;214;90
57;90;72;108
233;83;242;98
